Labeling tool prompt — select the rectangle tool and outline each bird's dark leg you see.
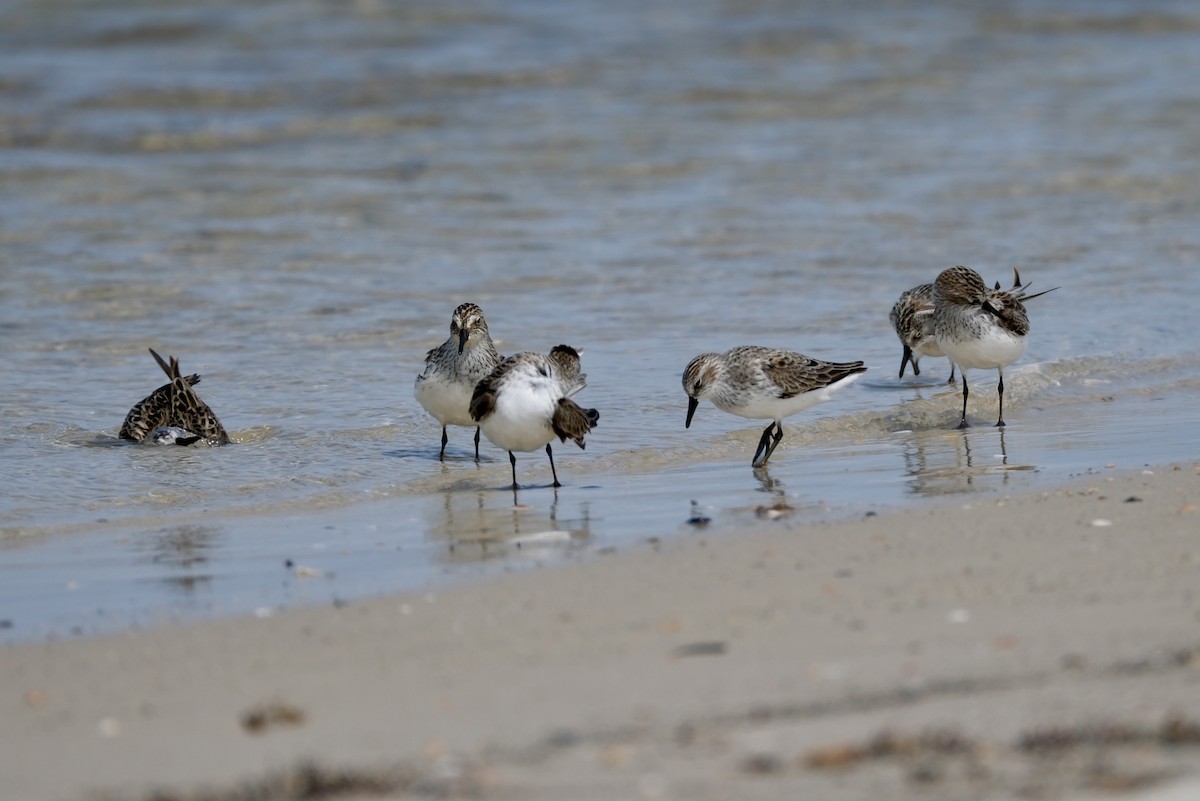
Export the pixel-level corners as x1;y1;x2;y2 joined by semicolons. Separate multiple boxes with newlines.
439;426;448;460
751;421;776;466
508;451;518;490
957;373;970;429
759;422;786;466
995;370;1006;427
947;363;957;385
545;443;561;488
473;426;481;461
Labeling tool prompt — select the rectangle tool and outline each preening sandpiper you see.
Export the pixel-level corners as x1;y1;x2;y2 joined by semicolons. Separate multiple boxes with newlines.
120;348;230;446
931;266;1058;428
414;302;502;460
682;346;866;468
469;345;599;491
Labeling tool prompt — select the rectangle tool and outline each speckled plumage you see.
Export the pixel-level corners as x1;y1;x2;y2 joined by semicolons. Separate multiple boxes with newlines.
469;345;598;491
931;266;1057;428
889;282;954;383
414;302;502;460
119;348;229;446
682;346;866;467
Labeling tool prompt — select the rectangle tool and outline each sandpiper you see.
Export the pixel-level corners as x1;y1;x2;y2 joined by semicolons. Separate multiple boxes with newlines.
469;345;599;491
682;346;866;467
889;282;955;383
414;302;502;460
931;266;1057;428
120;348;230;446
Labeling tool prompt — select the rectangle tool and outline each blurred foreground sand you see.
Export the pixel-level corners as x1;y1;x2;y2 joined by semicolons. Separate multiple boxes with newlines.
3;464;1198;801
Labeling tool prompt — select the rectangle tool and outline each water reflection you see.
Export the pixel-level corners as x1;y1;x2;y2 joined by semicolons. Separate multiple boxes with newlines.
425;491;591;563
902;427;1036;496
752;465;786;496
139;524;218;594
749;465;797;520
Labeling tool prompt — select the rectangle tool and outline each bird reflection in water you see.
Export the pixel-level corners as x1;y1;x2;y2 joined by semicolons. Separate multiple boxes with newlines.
903;427;1034;497
144;524;218;594
751;465;796;520
427;491;591;564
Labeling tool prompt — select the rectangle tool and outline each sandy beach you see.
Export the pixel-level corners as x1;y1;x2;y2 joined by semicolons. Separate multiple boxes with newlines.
4;463;1198;801
5;1;1200;797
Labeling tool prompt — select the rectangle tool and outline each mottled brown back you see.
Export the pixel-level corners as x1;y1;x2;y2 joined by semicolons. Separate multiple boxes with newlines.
761;352;867;399
119;373;201;442
120;348;229;445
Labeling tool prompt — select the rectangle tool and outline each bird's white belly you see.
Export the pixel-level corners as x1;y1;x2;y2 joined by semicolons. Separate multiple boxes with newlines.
940;326;1025;371
414;374;476;427
479;380;559;452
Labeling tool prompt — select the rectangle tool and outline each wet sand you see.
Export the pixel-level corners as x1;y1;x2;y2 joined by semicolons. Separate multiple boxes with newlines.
4;462;1199;800
7;0;1200;640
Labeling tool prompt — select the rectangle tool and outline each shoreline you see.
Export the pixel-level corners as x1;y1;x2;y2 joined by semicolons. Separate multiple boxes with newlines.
3;463;1199;800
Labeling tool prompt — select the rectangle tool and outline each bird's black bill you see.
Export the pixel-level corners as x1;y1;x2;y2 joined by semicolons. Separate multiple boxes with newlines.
457;328;469;354
685;396;699;428
898;346;913;379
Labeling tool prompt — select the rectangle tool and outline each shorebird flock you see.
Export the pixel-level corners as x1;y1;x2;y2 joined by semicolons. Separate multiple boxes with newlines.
120;266;1057;489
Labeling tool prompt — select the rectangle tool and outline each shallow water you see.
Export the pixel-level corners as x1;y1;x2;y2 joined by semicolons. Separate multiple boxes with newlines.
3;0;1200;642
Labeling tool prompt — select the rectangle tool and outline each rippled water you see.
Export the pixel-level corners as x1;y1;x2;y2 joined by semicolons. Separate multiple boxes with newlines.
3;0;1200;641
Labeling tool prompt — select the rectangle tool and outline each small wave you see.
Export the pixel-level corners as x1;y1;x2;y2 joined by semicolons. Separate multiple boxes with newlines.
580;350;1200;473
